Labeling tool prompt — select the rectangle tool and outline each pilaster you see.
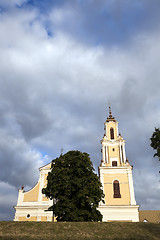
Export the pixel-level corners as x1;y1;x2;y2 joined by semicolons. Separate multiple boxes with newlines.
128;169;136;205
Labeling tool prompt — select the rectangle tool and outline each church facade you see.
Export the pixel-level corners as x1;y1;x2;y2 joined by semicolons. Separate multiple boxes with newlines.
14;108;139;222
14;162;53;221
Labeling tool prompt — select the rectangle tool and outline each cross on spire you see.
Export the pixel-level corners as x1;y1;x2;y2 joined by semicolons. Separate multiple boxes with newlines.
109;106;113;118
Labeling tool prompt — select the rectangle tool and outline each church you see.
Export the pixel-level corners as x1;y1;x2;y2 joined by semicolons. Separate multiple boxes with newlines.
14;108;139;222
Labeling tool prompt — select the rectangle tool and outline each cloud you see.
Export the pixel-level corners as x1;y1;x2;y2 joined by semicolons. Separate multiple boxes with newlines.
0;1;160;220
33;0;160;46
134;168;160;210
0;130;44;187
0;182;17;220
0;0;27;8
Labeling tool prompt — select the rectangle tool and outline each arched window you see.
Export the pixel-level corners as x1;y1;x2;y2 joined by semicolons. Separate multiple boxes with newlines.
110;128;114;139
113;180;121;198
112;161;117;166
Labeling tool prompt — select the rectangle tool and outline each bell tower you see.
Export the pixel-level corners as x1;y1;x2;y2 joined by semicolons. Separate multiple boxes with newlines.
101;107;127;168
98;107;139;222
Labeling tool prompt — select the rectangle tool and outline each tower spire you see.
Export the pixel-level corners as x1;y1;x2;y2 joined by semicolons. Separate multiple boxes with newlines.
107;105;115;121
109;106;112;118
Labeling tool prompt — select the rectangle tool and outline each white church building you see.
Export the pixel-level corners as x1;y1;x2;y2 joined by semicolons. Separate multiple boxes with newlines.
14;108;139;222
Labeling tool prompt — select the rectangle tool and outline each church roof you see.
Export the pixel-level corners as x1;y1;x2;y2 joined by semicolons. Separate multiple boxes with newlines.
39;162;51;170
139;210;160;223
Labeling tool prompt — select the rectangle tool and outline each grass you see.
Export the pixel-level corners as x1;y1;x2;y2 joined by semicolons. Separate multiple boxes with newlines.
0;221;160;240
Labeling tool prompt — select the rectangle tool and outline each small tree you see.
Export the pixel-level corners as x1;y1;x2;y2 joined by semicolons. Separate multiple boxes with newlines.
150;128;160;172
42;150;104;221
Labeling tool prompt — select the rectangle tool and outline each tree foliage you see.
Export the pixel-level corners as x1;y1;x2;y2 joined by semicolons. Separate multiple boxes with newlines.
150;127;160;161
42;150;104;222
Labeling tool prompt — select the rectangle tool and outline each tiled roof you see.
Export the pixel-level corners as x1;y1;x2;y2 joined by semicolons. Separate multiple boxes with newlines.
139;210;160;223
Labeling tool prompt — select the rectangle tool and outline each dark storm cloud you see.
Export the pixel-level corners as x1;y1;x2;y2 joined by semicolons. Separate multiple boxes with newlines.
0;130;43;187
0;182;17;220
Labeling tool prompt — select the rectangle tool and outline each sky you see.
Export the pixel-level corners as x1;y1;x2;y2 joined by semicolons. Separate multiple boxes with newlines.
0;0;160;220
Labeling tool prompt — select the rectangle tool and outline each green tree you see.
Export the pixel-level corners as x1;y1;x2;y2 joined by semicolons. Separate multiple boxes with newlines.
42;150;104;222
150;127;160;165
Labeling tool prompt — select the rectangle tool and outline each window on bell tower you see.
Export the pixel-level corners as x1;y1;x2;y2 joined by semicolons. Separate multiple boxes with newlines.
110;128;114;139
112;161;117;166
113;180;121;198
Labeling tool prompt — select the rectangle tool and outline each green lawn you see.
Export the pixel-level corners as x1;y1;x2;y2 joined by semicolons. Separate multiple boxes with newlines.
0;221;159;240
